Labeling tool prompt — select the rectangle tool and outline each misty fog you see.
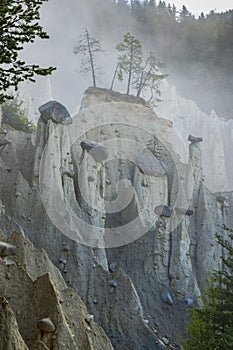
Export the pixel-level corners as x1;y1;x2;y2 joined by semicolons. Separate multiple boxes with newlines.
18;0;233;122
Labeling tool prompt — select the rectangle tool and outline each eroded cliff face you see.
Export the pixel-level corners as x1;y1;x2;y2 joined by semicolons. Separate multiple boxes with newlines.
0;87;232;349
0;231;113;350
158;83;233;194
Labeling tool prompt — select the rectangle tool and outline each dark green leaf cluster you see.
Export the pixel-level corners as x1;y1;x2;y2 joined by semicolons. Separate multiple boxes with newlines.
0;0;56;104
2;97;36;133
182;227;233;350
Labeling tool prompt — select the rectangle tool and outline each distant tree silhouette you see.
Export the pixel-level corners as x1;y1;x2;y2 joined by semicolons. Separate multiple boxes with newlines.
73;28;104;87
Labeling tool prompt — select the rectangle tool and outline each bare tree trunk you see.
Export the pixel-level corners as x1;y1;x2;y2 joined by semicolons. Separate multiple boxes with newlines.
110;63;119;90
137;68;152;97
136;71;144;97
85;29;96;87
127;46;133;95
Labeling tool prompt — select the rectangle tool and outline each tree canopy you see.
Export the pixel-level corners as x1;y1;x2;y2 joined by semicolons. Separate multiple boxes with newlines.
0;0;55;104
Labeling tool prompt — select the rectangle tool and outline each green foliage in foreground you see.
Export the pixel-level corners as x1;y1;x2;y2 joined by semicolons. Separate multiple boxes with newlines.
0;0;56;104
2;98;36;133
182;226;233;350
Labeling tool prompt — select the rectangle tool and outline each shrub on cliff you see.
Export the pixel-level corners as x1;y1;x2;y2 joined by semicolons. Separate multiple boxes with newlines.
182;226;233;349
2;98;36;133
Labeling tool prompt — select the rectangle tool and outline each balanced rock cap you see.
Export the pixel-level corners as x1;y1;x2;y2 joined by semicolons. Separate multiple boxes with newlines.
39;101;72;124
154;205;173;218
161;292;174;305
0;242;16;257
175;207;193;216
109;262;118;273
80;140;109;162
136;150;167;177
216;195;226;202
188;135;203;143
108;279;118;287
37;317;56;333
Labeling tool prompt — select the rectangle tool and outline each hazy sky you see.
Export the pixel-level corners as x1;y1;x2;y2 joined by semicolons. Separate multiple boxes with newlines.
169;0;233;15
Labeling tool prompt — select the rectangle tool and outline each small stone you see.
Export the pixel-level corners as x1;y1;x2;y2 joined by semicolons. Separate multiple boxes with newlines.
188;135;203;143
158;339;166;349
5;273;11;280
109;262;118;273
161;292;174;305
186;298;194;305
37;318;55;333
176;289;185;297
169;345;176;349
155;205;173;218
5;258;16;266
143;319;149;324
141;179;149;187
62;170;74;178
216;195;226;202
175;207;193;216
63;245;70;252
93;299;98;304
85;314;94;324
88;176;95;182
108;279;118;287
0;242;16;257
154;250;162;256
59;258;67;264
162;337;170;345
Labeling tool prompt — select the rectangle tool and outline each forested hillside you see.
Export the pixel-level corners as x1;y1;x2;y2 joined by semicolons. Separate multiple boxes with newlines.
87;0;233;118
